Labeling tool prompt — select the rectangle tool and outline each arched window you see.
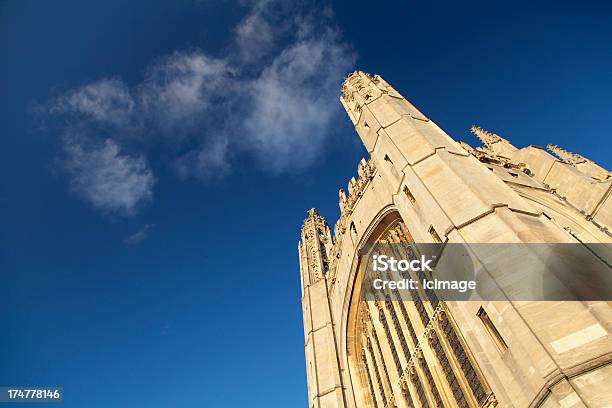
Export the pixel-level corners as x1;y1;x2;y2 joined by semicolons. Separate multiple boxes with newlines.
348;216;491;408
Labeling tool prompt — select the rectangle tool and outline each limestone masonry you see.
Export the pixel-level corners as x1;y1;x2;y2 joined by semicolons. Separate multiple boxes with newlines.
298;71;612;408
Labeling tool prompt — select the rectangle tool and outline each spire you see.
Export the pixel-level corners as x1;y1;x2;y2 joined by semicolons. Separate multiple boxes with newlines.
299;208;333;284
546;144;587;165
302;208;330;237
471;125;502;146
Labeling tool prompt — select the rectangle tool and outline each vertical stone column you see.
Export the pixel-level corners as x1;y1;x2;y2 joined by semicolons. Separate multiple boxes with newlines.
299;209;348;408
341;70;549;244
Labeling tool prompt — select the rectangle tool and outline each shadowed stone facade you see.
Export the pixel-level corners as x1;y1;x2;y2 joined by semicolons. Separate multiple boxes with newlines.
298;72;612;408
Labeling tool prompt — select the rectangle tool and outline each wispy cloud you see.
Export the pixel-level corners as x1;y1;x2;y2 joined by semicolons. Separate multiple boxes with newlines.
232;0;292;64
174;136;231;180
123;223;154;245
52;78;136;129
62;136;155;215
47;0;355;214
138;51;233;131
243;30;353;171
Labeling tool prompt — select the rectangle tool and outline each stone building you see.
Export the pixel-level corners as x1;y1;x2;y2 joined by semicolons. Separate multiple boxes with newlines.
298;71;612;408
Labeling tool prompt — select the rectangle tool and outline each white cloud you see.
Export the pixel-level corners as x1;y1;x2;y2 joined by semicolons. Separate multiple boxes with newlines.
48;0;355;214
62;136;155;215
124;223;154;244
232;0;291;64
234;4;275;62
52;78;136;128
174;136;230;180
242;31;355;171
138;51;232;129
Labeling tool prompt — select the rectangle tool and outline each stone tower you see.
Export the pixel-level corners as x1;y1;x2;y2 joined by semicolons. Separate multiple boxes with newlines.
298;72;612;408
299;208;350;408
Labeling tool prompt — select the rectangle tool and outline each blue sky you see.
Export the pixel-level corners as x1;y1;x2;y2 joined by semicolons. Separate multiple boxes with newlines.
1;0;611;407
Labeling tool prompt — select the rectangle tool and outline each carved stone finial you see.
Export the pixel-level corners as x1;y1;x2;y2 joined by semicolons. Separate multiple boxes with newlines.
471;125;502;146
546;144;587;165
341;71;363;98
303;208;329;233
339;189;347;213
357;158;368;178
348;177;357;196
300;208;332;283
340;71;383;104
315;158;377;290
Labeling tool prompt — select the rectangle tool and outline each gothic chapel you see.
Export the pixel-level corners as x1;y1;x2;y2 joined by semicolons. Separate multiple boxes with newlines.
298;72;612;408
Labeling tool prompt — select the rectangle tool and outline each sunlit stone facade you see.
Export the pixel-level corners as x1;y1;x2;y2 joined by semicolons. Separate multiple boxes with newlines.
298;72;612;408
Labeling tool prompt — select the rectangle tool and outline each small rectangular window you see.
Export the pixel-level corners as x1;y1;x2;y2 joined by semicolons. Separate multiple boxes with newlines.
403;186;416;204
477;307;508;352
508;172;518;178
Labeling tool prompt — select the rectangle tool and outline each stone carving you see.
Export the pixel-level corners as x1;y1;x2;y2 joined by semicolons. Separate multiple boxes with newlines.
327;158;376;285
302;159;376;286
471;144;533;176
471;125;503;146
547;144;588;165
547;144;610;180
338;189;347;213
300;72;611;408
340;71;389;119
300;208;331;282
